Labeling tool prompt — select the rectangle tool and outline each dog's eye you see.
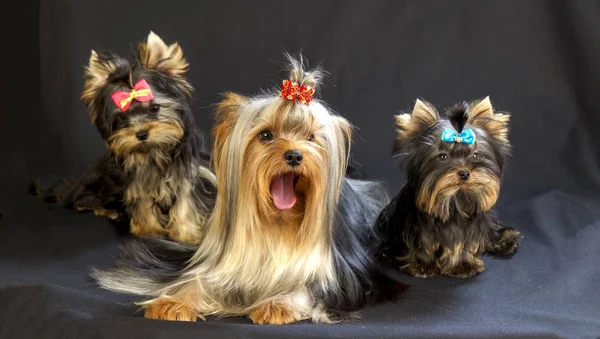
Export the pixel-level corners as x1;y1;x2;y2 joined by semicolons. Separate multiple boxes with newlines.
111;115;128;131
438;153;448;160
149;104;160;113
308;134;315;142
472;152;479;159
258;130;273;142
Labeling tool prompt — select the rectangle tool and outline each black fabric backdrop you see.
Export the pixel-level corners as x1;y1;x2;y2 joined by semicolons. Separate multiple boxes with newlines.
1;0;600;338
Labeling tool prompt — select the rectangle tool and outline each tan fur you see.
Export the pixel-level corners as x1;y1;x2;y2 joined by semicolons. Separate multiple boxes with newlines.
437;243;485;278
399;252;437;278
212;92;248;170
75;206;120;220
416;167;500;221
81;50;120;123
144;297;200;322
167;181;205;245
113;117;207;244
401;240;487;278
416;171;461;222
489;228;521;255
92;208;120;220
463;168;501;213
136;84;350;323
249;301;301;325
466;97;510;143
498;229;521;244
129;197;167;238
138;32;192;95
109;120;184;171
395;99;440;141
125;171;209;244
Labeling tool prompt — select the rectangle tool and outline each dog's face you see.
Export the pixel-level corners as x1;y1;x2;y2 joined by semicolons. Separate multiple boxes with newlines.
395;97;511;221
214;94;351;220
81;32;193;170
247;104;326;216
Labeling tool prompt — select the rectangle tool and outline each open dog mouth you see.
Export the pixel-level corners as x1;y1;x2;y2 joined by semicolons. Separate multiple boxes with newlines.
270;173;300;211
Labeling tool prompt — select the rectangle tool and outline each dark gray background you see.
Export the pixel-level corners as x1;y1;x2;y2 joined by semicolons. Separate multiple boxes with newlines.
1;0;600;338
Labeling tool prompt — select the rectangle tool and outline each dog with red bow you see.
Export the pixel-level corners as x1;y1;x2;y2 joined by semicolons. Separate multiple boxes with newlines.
33;32;216;244
94;55;395;324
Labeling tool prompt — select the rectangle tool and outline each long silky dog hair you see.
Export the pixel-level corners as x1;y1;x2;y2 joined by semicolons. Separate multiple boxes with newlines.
94;55;392;324
33;32;216;244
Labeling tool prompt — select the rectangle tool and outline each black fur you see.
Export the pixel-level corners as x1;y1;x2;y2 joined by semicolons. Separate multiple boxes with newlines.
309;178;402;318
108;237;196;285
31;153;128;221
376;99;521;278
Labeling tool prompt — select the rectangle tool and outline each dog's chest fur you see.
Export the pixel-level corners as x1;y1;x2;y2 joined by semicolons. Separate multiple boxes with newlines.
124;159;186;222
418;214;493;251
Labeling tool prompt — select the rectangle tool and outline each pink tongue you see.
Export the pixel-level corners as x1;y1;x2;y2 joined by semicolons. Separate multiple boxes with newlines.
271;174;297;210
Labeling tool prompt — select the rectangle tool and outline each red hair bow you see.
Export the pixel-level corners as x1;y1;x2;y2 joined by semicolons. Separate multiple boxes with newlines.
111;79;154;112
279;80;315;105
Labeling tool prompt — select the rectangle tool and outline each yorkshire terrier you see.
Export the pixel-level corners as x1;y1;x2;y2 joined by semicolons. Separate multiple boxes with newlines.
376;97;521;278
94;55;393;324
33;32;216;244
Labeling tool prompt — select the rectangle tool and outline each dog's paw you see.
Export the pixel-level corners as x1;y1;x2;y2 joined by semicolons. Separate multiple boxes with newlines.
130;220;167;238
92;208;121;220
144;298;200;322
445;259;485;279
489;228;521;256
400;259;438;278
168;226;202;245
249;301;300;325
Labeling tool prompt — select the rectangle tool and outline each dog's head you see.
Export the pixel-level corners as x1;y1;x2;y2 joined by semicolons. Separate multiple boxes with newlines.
81;32;194;170
212;55;351;227
394;97;511;221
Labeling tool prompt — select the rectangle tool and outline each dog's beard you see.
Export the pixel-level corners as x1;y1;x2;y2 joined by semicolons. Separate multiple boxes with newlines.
416;168;500;221
109;120;184;171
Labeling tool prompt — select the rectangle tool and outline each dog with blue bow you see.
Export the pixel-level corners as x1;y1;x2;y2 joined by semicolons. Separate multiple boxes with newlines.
375;97;521;278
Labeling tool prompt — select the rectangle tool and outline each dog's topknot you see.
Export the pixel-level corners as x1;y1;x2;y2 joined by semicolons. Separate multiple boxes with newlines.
284;53;324;91
447;101;470;133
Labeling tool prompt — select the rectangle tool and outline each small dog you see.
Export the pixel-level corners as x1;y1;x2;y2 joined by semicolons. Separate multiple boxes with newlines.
34;32;216;244
376;97;521;278
94;55;393;324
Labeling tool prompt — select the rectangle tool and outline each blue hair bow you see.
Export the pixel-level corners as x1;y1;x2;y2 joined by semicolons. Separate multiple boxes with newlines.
441;128;476;144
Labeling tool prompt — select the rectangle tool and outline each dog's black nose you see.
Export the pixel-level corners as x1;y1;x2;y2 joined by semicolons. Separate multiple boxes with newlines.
136;130;149;141
283;150;303;167
458;169;470;180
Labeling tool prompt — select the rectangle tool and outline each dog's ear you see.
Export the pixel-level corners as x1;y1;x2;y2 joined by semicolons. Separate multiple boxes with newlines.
329;116;353;179
82;51;114;102
333;116;352;149
395;99;439;141
138;31;192;95
212;92;248;169
466;96;510;143
81;50;124;123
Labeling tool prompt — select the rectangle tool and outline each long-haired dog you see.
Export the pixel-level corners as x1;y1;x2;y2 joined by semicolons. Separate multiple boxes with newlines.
34;32;216;244
376;98;521;278
94;55;393;324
